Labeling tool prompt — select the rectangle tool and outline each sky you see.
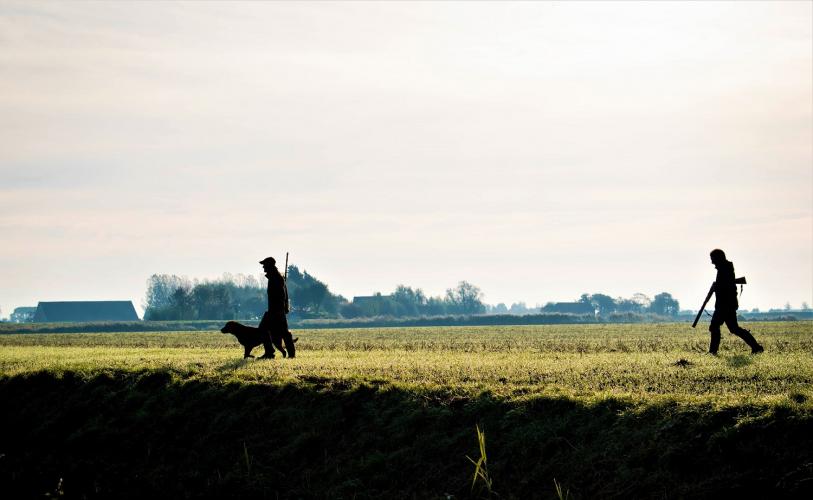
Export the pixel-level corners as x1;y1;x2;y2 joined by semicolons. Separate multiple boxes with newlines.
1;1;811;317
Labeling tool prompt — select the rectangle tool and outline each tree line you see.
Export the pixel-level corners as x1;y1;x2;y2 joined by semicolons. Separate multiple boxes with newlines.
143;266;347;320
143;266;679;321
576;292;680;316
142;267;487;321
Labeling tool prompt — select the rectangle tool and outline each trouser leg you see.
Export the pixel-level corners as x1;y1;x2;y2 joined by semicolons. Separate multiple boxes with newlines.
725;315;761;350
258;312;275;357
709;311;723;354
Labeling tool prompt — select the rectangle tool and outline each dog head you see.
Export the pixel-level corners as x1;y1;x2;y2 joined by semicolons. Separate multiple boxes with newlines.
220;321;238;334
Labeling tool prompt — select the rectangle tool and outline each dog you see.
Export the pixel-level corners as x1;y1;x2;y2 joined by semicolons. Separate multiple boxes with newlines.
220;321;298;359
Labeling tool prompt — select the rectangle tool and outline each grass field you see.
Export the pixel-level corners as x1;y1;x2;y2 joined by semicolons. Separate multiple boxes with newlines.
2;322;812;498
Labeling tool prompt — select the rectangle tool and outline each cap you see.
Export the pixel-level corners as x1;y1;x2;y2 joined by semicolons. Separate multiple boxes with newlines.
259;257;276;266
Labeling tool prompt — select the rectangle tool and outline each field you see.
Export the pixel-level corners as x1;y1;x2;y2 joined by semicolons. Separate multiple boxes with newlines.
2;322;812;499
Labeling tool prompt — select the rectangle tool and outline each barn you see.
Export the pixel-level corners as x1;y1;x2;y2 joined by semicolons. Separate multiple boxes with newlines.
33;301;140;323
540;302;597;315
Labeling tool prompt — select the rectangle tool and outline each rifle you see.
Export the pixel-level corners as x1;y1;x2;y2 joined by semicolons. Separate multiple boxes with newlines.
284;252;290;314
692;283;715;328
692;277;747;328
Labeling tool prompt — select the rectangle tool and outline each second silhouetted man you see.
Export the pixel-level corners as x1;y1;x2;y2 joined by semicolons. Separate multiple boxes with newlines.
707;249;763;355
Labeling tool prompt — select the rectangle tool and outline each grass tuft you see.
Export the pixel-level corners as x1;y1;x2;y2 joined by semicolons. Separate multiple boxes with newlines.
466;424;495;497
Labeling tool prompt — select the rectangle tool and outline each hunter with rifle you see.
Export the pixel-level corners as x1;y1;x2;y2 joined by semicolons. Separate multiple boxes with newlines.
258;254;296;359
693;249;763;355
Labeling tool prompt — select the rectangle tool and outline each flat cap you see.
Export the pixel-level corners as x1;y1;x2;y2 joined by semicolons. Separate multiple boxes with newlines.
259;256;276;266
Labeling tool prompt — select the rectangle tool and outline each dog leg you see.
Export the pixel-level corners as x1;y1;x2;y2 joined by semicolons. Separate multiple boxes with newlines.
244;346;255;359
271;336;287;358
282;331;296;359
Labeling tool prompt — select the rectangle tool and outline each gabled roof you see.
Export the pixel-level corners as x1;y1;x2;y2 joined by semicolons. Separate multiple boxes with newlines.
541;302;596;314
33;301;140;323
352;295;391;305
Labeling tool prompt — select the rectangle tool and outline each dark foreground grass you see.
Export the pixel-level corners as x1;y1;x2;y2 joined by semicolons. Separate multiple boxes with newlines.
1;370;812;499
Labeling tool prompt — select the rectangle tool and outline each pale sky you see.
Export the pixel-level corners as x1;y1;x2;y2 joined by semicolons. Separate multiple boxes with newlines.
1;1;811;317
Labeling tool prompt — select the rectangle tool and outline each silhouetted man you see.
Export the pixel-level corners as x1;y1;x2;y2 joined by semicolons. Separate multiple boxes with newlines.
258;256;296;359
707;249;763;355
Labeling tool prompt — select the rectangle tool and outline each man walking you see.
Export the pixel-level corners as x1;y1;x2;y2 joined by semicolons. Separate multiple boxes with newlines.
258;256;296;359
707;249;763;355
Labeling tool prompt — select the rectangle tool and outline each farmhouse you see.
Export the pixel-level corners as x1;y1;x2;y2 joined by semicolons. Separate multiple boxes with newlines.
352;294;392;306
349;294;395;316
540;302;596;315
33;301;140;323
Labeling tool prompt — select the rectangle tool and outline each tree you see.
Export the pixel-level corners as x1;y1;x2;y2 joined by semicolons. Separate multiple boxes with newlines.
615;298;641;313
509;302;529;315
632;293;652;310
493;303;508;314
588;293;616;316
650;292;680;316
445;281;486;315
11;307;36;323
146;285;194;320
143;274;191;311
193;283;234;320
292;271;330;313
238;291;265;319
340;302;364;319
285;265;342;316
424;296;447;316
392;285;427;317
170;286;196;320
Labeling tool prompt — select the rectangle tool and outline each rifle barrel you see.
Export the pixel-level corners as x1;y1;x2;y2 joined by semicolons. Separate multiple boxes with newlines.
691;283;715;328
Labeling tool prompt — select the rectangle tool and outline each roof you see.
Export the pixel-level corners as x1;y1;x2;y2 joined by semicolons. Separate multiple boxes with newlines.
352;295;392;305
541;302;596;314
33;301;140;323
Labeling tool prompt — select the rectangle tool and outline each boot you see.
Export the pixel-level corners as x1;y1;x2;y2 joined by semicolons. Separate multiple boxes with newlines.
258;342;276;359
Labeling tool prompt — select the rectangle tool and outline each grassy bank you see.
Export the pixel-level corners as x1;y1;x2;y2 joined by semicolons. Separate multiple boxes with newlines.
1;323;812;498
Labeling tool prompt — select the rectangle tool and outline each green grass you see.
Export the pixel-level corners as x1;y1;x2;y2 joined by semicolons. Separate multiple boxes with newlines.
1;322;812;498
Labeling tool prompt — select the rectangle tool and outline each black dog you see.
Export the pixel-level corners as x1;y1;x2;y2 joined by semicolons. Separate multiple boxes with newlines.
220;321;297;359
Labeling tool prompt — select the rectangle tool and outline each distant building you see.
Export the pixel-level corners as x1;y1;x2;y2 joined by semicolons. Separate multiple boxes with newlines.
33;301;140;323
352;295;392;306
351;294;394;316
10;306;37;323
540;302;596;315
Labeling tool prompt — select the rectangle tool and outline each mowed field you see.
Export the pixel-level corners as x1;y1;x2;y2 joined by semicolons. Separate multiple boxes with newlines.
2;322;812;499
2;322;812;402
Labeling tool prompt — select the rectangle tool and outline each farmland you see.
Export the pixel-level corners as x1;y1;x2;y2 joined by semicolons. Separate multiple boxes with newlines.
1;322;812;499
